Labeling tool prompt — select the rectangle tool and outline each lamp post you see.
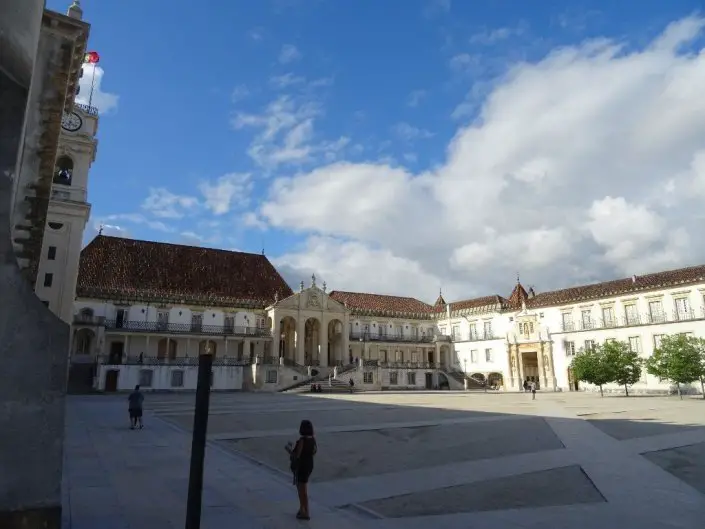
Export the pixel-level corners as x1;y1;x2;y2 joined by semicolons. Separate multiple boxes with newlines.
185;343;214;529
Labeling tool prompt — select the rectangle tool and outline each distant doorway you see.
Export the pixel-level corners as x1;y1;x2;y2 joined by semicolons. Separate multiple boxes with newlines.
521;352;540;389
108;342;124;364
105;369;119;392
427;351;434;365
425;372;433;389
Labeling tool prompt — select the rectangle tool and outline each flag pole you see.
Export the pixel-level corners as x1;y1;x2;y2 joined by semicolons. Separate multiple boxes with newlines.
88;62;97;107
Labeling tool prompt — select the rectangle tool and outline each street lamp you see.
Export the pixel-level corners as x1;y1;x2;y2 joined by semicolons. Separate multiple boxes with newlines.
185;342;214;529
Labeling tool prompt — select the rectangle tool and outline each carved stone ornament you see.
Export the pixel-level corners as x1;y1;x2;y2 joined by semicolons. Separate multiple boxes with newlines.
307;293;320;308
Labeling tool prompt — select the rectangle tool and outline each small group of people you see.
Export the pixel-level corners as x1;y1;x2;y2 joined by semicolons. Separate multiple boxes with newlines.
128;384;144;429
523;379;537;400
286;420;317;520
310;383;324;393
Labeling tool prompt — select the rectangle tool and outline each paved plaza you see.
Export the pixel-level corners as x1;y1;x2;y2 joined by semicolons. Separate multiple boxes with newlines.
63;390;705;528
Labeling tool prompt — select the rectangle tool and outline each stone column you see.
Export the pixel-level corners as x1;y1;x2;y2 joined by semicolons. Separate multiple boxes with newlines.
244;339;251;363
296;319;305;365
536;348;545;390
542;342;556;390
319;320;328;367
271;317;280;359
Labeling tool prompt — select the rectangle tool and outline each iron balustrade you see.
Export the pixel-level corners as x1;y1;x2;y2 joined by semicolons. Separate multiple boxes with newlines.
349;331;434;343
559;307;705;332
98;355;251;366
75;102;98;116
377;361;441;369
458;332;501;342
103;319;271;337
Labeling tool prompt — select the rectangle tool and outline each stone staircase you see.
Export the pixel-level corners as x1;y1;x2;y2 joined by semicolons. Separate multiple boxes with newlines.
445;369;487;390
285;377;359;394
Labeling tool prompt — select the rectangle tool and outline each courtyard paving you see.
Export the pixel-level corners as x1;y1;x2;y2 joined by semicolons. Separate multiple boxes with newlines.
63;390;705;528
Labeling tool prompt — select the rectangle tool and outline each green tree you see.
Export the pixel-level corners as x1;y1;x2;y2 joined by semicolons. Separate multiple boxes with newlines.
648;334;703;399
602;340;642;396
570;346;613;397
695;338;705;399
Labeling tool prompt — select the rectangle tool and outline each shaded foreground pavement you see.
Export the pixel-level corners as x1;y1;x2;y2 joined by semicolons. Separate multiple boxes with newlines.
62;393;705;528
61;396;362;529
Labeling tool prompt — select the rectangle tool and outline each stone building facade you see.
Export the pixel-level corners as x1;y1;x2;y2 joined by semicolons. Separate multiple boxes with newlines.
74;234;705;395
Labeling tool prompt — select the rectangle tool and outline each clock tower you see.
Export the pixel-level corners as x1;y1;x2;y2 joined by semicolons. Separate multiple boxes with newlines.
34;102;98;323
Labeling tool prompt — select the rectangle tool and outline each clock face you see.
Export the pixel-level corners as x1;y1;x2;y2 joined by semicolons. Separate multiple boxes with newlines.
61;112;82;132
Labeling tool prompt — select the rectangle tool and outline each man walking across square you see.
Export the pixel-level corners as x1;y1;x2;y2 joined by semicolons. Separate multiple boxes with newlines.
128;384;144;429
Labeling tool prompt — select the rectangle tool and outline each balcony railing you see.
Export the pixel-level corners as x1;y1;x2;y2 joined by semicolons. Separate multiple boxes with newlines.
455;332;501;342
378;361;443;369
559;308;704;333
75;102;98;116
350;331;434;343
104;319;271;337
99;354;252;366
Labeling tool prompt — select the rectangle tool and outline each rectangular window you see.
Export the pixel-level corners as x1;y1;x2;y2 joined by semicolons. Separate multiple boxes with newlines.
483;321;492;339
602;306;615;327
581;310;592;330
47;246;57;260
157;311;169;331
561;312;574;331
363;371;374;384
439;326;447;336
389;371;398;385
675;297;691;320
584;339;595;352
648;300;664;323
380;350;387;362
43;273;53;287
653;334;664;349
139;369;154;388
605;338;617;343
407;372;416;385
624;304;639;326
191;313;203;332
170;370;184;388
470;350;478;363
411;352;419;363
451;325;460;340
628;336;641;353
266;369;278;383
565;341;576;356
485;348;493;362
394;325;402;338
395;350;403;362
469;323;478;340
377;324;383;337
224;315;234;333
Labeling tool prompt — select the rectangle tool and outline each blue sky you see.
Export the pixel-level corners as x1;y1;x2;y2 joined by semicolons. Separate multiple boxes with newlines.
49;0;705;301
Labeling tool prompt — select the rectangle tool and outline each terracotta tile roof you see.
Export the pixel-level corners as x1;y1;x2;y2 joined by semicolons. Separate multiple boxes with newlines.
526;264;705;308
448;295;509;315
507;283;529;308
77;235;293;307
329;291;433;318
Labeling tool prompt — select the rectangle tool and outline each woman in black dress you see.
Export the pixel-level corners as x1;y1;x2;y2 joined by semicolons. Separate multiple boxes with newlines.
287;419;317;520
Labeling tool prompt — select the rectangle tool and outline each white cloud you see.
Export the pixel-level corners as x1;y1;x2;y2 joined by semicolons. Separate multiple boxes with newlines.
231;84;250;103
449;53;478;73
269;73;306;89
469;23;527;45
76;65;118;114
261;16;705;300
101;213;174;233
141;188;199;219
248;27;264;41
233;94;347;169
407;89;427;107
199;173;252;215
279;44;302;64
392;122;434;141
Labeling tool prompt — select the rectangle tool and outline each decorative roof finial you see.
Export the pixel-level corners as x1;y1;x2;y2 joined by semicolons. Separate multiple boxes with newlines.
517;272;520;284
322;281;327;293
274;291;279;303
299;280;304;292
98;224;104;236
311;273;316;287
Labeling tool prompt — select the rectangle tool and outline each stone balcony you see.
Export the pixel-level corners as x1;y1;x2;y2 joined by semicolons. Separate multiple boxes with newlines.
350;331;435;344
103;319;271;338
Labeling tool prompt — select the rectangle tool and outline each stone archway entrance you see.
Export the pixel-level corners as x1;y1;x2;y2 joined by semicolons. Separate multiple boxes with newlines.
278;316;296;361
328;319;343;365
522;351;539;389
74;328;95;355
304;318;321;365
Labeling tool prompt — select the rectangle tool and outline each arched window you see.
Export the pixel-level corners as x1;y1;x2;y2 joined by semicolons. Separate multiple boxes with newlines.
53;155;73;185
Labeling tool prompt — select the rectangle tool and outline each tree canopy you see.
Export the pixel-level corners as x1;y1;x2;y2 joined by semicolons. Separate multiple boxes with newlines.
646;334;703;399
570;345;613;397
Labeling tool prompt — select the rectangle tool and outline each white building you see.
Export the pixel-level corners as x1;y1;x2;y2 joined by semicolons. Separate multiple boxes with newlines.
34;102;97;322
71;235;705;395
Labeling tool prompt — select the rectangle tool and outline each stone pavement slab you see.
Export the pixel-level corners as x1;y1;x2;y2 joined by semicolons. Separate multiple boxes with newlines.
62;396;364;529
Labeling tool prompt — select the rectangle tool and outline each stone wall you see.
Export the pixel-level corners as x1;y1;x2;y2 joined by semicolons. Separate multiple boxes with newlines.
0;2;72;528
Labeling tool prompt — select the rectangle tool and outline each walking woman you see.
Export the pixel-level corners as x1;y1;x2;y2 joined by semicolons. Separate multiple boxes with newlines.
286;419;317;520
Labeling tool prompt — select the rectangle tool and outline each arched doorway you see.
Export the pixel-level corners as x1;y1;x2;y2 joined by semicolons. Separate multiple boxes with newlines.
74;328;94;355
328;319;343;365
488;372;503;389
199;340;217;356
305;318;321;365
157;338;177;360
278;316;296;360
567;368;579;391
105;369;119;392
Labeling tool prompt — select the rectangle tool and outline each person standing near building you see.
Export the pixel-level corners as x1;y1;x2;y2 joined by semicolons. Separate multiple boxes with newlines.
286;419;317;520
128;384;144;429
530;381;536;400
